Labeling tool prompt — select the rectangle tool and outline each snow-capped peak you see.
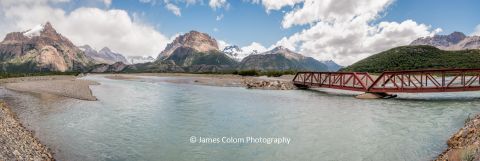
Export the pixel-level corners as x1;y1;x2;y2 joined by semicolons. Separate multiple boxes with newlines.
23;24;45;38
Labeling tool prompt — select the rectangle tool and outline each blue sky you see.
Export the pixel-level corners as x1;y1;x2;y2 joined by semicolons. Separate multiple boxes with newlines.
380;0;480;35
101;0;480;47
1;0;479;65
110;0;304;46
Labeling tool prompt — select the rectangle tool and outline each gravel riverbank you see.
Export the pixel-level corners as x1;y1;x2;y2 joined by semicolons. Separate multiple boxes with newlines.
2;75;99;101
0;101;54;160
103;73;297;90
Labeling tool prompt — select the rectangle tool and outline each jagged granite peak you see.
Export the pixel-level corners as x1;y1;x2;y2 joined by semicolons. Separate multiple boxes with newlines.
222;45;243;61
238;46;328;71
410;31;480;50
223;45;242;53
446;31;467;43
79;45;95;52
151;30;236;72
0;22;93;72
157;30;219;60
79;45;129;64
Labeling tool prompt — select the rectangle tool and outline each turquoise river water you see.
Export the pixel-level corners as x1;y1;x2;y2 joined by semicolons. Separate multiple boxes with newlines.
2;75;480;161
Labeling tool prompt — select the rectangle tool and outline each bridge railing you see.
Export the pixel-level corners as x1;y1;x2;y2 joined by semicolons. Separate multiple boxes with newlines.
367;68;480;93
293;72;375;92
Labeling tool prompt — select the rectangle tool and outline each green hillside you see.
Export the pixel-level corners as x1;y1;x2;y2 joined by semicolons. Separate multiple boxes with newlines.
342;45;480;72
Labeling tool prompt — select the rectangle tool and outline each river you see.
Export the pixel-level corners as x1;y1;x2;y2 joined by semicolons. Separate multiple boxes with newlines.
2;75;480;161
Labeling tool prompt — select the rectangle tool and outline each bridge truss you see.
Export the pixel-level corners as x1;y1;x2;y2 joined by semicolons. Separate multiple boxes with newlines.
293;69;480;93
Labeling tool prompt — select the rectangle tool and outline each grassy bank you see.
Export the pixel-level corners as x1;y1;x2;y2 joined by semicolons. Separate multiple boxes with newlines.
0;71;80;79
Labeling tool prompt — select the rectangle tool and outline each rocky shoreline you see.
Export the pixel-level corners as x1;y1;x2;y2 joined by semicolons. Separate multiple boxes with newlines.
103;73;297;90
243;79;296;90
0;101;54;160
436;114;480;161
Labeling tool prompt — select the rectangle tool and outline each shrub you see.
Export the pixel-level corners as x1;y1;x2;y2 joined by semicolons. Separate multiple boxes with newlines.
461;146;477;161
237;70;259;76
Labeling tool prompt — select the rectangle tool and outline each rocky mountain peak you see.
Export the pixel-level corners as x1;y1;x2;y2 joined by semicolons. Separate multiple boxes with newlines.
264;46;303;60
445;31;466;44
42;22;55;34
79;45;93;50
157;30;219;60
79;45;129;64
271;46;290;52
19;22;59;40
0;22;93;72
222;45;243;61
99;47;112;53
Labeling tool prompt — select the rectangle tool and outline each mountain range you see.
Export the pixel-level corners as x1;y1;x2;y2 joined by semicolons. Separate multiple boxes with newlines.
79;45;129;65
321;60;343;71
238;46;328;71
0;22;336;73
121;30;331;73
410;32;480;50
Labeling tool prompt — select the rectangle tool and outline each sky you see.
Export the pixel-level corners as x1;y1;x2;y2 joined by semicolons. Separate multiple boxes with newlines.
0;0;479;65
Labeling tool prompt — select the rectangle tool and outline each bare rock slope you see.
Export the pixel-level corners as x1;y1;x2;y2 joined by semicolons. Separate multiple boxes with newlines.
0;22;94;72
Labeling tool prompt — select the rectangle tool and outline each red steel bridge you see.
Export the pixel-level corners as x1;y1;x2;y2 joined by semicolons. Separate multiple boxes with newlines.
293;69;480;97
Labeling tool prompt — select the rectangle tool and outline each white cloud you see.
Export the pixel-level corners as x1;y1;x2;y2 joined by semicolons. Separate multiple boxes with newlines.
256;0;440;65
209;0;229;10
184;0;203;6
280;0;393;28
217;40;229;50
473;24;480;36
216;14;223;21
241;42;268;54
213;27;219;32
236;42;269;59
0;2;170;57
165;3;181;16
258;0;303;12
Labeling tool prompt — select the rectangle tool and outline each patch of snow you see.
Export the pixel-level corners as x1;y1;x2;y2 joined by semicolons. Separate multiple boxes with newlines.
128;56;155;64
222;45;263;61
23;24;45;38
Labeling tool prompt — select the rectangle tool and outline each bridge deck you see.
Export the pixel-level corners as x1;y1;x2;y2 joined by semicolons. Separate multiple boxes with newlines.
292;69;480;93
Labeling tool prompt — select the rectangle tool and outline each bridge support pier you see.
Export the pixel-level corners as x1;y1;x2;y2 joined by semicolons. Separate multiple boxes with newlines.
294;84;310;89
356;92;397;99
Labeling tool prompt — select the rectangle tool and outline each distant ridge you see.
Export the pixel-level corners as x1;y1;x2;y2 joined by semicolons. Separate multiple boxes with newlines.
237;46;328;72
410;32;480;50
79;45;129;65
